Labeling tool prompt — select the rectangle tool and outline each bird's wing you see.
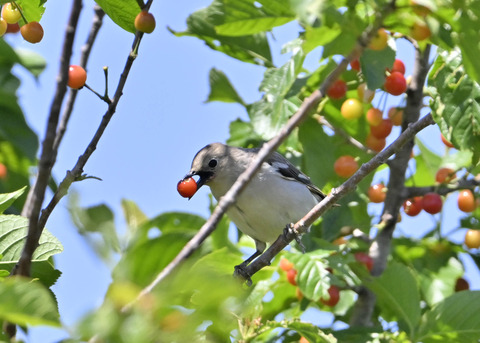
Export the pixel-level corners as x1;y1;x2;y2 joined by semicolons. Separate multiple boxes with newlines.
265;152;326;201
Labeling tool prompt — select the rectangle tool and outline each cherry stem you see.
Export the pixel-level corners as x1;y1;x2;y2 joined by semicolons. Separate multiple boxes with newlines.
12;1;28;24
103;66;109;100
84;83;112;104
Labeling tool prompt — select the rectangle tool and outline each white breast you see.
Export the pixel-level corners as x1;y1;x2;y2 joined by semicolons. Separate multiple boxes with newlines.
209;163;318;245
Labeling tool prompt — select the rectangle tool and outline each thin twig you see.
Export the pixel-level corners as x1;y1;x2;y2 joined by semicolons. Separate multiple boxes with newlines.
16;0;83;277
53;6;105;153
129;0;399;306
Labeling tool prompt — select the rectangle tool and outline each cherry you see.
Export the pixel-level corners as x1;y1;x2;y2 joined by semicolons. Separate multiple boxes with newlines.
20;21;44;43
458;190;475;213
464;229;480;249
441;134;455;148
286;268;297;286
354;252;373;271
370;119;393;139
388;59;406;75
455;277;469;292
365;134;386;152
334;155;358;178
357;83;375;103
1;3;21;24
134;10;156;33
384;72;407;96
422;192;442;214
0;18;6;36
350;59;360;71
320;285;340;307
435;167;456;184
411;21;431;41
340;98;363;119
0;163;7;180
388;107;403;126
67;65;87;89
366;108;383;126
279;258;294;272
368;183;386;203
6;22;19;33
403;197;423;216
368;28;388;50
327;80;347;99
177;178;198;198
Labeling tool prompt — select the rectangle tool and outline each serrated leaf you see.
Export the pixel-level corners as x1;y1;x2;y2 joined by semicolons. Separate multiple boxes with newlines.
227;119;262;147
364;261;421;337
0;215;63;264
455;2;480;83
206;68;245;105
169;0;272;66
417;291;480;342
94;0;139;33
0;187;26;214
0;277;60;327
268;320;337;343
214;0;295;36
428;49;480;152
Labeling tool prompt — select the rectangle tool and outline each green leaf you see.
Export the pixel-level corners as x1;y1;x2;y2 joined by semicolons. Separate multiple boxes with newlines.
15;0;45;25
214;0;295;36
417;291;480;342
69;200;120;256
206;68;245;105
302;25;342;54
0;187;26;214
286;250;332;301
226;119;263;147
455;2;480;83
121;199;148;240
406;138;441;186
0;215;63;264
0;39;20;67
364;261;421;337
261;320;337;343
14;48;47;78
169;0;272;66
0;278;60;327
0;89;39;160
360;41;396;90
94;0;140;33
428;48;480;152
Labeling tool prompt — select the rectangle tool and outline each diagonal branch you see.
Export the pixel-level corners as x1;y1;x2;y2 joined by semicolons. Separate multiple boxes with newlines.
130;0;399;305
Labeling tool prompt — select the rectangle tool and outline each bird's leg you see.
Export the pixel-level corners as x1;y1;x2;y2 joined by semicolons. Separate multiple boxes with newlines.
283;223;305;253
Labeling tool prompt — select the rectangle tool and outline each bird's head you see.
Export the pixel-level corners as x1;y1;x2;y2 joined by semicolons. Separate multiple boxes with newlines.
183;143;230;191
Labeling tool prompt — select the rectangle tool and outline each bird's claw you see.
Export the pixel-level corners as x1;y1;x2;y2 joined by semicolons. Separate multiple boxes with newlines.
283;223;306;253
233;263;253;286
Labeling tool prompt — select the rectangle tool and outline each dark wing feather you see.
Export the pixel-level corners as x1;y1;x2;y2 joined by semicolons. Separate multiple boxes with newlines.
266;152;325;202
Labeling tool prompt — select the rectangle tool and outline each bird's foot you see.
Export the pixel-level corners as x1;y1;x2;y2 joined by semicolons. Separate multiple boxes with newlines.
233;262;252;286
283;223;306;253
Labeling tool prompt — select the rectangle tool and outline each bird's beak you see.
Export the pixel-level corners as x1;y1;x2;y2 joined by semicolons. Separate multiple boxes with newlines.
183;171;207;191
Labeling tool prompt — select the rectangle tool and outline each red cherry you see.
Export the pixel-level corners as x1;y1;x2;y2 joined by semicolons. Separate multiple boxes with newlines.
422;192;442;214
384;72;407;96
279;258;294;272
370;119;393;139
368;183;386;203
403;197;423;216
354;252;373;271
350;59;361;71
327;80;348;99
388;59;406;75
334;155;358;178
458;190;476;213
320;285;340;307
286;268;297;286
177;178;198;198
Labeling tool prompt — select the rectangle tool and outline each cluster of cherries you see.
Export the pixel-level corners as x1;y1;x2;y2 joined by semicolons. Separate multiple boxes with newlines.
0;2;43;43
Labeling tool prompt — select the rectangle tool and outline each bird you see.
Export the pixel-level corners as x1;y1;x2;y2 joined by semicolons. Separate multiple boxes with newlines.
183;142;325;273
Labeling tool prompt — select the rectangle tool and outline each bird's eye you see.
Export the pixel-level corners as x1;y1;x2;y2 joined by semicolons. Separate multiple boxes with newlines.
208;159;217;168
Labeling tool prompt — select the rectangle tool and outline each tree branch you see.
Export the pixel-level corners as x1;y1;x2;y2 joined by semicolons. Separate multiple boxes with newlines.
16;0;83;277
349;44;432;327
129;0;400;306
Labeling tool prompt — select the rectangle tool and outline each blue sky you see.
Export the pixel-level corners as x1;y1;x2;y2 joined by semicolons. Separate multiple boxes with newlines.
5;0;479;341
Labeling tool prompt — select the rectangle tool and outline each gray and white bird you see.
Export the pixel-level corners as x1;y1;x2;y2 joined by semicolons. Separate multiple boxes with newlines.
183;143;325;269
